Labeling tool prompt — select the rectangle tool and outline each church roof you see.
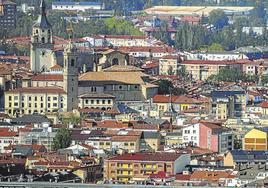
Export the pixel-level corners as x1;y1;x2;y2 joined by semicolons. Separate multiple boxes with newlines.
79;71;148;85
33;0;51;29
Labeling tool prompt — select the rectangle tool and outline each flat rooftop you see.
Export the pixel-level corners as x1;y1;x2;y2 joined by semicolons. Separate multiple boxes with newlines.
145;6;254;16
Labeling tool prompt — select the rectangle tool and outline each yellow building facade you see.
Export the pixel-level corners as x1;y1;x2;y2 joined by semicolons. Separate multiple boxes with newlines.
243;128;267;151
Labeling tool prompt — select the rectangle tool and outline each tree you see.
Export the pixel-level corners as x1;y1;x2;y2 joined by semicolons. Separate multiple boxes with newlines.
208;10;229;29
158;79;173;95
53;128;71;150
207;43;224;52
157;79;188;95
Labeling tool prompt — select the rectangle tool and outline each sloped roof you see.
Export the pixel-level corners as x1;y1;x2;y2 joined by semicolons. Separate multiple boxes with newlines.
108;152;183;162
12;114;51;124
79;71;149;85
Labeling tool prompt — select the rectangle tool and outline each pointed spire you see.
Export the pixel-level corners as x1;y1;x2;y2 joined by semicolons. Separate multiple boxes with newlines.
40;0;46;16
33;0;51;29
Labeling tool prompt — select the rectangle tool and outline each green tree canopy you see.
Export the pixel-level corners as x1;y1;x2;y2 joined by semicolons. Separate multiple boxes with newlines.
208;9;229;29
53;128;71;150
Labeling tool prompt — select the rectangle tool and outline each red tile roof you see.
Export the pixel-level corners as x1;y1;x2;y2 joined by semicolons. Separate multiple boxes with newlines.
0;128;17;137
50;64;63;70
97;120;130;129
141;62;159;69
161;55;180;60
153;94;204;104
258;101;268;108
190;171;235;183
180;16;201;23
175;174;191;181
32;74;63;81
108;152;182;162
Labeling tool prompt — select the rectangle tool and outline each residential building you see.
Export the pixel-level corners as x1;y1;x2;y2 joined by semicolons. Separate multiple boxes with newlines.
165;132;183;147
140;132;161;152
19;127;57;151
182;122;234;153
145;6;254;17
0;128;18;153
243;128;268;151
119;46;176;58
181;60;246;81
186;52;248;61
52;2;103;12
0;0;16;28
151;94;209;117
211;90;247;120
103;152;190;183
4;87;67;116
159;55;180;76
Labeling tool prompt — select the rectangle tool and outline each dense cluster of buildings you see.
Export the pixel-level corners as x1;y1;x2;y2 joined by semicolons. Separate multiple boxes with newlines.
1;0;268;187
0;0;16;28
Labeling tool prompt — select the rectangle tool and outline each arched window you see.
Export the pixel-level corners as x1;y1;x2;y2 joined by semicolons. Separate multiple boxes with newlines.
41;37;45;44
112;58;119;65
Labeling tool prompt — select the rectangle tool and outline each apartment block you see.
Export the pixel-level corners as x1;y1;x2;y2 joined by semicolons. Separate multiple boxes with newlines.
104;152;190;183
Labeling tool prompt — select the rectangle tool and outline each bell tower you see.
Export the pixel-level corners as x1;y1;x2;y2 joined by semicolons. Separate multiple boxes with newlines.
30;0;54;73
63;25;79;111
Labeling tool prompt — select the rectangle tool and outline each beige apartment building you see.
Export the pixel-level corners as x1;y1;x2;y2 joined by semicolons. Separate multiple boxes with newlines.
181;60;245;81
104;152;190;183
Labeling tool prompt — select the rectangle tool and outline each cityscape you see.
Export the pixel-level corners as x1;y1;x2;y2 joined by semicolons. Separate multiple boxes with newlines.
0;0;268;187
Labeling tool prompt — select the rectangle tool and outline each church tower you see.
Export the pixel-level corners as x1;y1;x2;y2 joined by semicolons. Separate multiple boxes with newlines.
30;0;54;73
63;39;79;111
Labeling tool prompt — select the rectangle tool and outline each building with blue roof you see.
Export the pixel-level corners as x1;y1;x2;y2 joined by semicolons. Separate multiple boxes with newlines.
52;1;103;12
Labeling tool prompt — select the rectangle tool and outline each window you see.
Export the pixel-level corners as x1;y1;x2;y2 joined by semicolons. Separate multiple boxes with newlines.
130;143;135;146
21;103;24;108
53;103;57;107
8;96;11;100
29;103;31;108
102;100;105;104
124;143;128;146
14;96;18;100
41;103;43;108
34;103;37;108
91;100;94;104
35;97;37;101
40;97;43;101
28;97;31;101
41;37;45;44
108;100;111;104
96;100;99;104
71;59;75;66
53;97;57;100
48;97;51;101
85;99;89;104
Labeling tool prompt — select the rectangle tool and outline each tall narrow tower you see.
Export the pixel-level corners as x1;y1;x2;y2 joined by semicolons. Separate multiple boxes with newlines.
30;0;54;72
63;28;79;111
